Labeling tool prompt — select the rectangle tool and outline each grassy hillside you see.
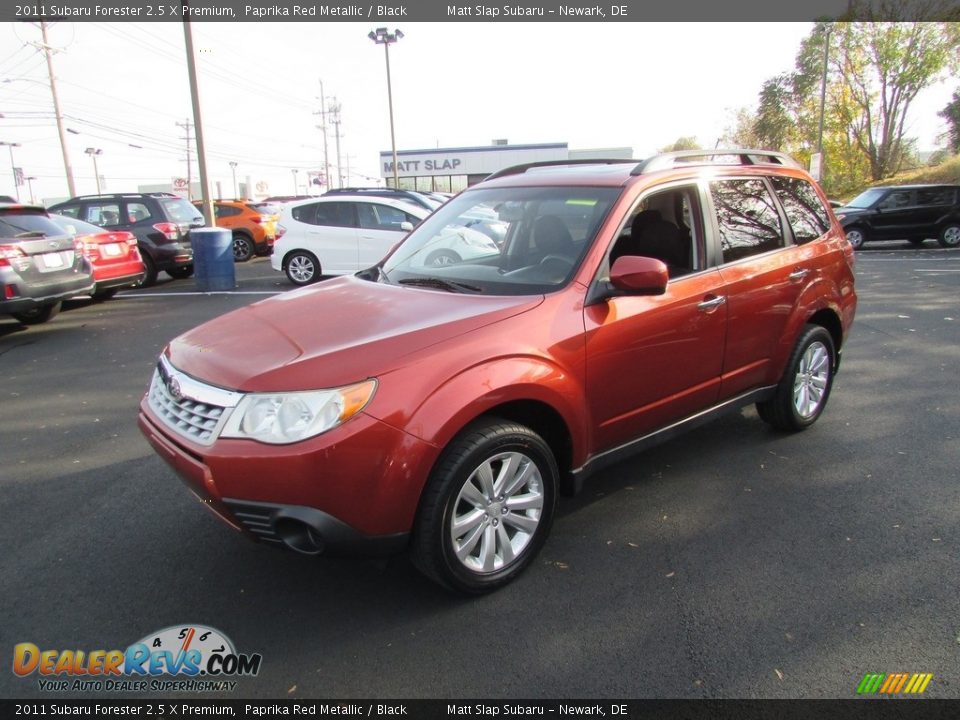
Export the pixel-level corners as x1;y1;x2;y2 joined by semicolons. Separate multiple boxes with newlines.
870;154;960;187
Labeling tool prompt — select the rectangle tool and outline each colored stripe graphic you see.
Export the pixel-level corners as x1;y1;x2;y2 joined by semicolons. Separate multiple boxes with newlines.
857;673;932;695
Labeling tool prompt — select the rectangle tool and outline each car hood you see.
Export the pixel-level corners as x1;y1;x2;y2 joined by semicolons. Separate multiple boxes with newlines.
166;275;543;392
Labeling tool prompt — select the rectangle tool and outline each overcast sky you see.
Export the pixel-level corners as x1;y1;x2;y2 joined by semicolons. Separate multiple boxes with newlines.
1;21;955;203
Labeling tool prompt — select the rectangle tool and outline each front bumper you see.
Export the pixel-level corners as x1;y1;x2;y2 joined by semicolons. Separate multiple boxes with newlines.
138;402;438;556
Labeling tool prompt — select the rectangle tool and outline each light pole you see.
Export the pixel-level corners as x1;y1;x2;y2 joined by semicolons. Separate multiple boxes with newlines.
0;141;21;201
292;168;298;195
25;176;37;204
85;147;103;194
368;27;403;188
229;161;238;198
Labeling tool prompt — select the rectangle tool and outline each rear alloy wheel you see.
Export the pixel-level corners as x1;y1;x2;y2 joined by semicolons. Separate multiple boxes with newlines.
411;418;558;594
233;233;255;262
167;265;194;280
139;254;158;287
938;223;960;248
285;251;320;286
13;301;61;325
844;226;867;250
756;324;835;432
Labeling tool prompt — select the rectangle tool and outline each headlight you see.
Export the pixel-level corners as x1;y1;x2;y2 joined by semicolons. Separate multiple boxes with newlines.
220;379;376;444
836;213;846;221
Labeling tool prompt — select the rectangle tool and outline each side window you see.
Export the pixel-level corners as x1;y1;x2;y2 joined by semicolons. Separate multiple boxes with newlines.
215;205;242;218
84;203;122;227
770;177;830;244
57;205;80;219
916;187;954;206
878;190;912;210
291;203;317;224
314;202;355;228
710;179;784;263
609;185;702;277
125;202;154;224
359;203;410;231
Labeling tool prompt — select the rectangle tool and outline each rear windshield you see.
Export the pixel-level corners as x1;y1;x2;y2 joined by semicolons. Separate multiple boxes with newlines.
49;214;104;236
0;209;68;239
160;198;204;223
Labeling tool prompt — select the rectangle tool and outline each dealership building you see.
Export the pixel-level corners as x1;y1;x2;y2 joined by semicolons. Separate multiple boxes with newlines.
379;141;633;192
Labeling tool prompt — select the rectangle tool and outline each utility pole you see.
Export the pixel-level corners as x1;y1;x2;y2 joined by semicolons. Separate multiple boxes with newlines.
315;79;331;192
36;22;76;197
182;17;214;226
176;118;194;200
329;98;344;189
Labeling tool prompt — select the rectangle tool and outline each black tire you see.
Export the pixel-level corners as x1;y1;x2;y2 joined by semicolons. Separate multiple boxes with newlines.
167;265;194;280
284;250;320;286
233;233;255;262
91;288;118;301
756;324;836;432
844;226;867;250
13;301;61;325
411;418;558;594
425;249;461;267
938;222;960;248
139;254;158;287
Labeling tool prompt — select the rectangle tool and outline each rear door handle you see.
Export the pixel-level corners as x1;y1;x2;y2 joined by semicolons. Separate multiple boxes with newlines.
697;295;726;312
789;268;810;281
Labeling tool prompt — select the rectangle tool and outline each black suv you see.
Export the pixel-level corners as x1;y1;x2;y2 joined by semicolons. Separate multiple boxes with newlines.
48;193;203;285
836;184;960;249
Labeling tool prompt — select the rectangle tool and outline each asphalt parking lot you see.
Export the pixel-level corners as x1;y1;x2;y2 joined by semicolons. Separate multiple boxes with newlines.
1;241;958;700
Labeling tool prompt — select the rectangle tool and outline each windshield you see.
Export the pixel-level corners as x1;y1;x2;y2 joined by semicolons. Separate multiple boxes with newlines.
380;186;620;295
845;188;887;209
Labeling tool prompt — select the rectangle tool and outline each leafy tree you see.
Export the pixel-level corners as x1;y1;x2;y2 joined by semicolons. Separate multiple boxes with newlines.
658;137;701;152
939;88;960;154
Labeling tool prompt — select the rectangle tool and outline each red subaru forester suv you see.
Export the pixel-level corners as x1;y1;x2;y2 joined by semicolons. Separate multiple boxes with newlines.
139;150;857;593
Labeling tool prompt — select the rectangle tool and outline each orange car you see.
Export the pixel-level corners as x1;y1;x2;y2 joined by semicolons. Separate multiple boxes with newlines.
193;200;277;262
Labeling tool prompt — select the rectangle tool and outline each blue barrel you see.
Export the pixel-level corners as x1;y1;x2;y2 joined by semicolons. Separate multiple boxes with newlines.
192;227;236;292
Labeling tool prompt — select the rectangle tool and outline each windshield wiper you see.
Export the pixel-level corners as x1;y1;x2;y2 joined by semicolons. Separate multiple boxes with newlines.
397;277;482;293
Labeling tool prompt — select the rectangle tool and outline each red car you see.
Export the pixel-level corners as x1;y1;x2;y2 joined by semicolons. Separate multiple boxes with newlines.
139;150;857;593
49;214;145;299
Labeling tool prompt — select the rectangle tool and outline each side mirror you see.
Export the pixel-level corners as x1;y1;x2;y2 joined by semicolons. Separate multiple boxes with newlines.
400;221;414;232
609;255;669;296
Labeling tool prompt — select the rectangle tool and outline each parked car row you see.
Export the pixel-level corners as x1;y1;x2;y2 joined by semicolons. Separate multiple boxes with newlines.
1;202;145;324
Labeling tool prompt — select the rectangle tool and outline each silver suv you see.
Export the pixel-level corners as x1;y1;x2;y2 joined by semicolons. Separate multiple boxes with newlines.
0;203;94;324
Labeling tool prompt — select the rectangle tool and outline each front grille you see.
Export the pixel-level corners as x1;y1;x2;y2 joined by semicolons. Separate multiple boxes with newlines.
147;356;241;446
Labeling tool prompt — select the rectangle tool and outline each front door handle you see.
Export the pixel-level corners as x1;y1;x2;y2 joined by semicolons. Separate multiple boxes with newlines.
789;268;810;281
697;295;726;312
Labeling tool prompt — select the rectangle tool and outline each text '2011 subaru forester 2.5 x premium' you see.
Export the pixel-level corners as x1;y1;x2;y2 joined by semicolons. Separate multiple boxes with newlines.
139;150;857;593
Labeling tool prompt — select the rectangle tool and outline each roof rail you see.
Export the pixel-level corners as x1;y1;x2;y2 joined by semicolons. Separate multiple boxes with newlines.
485;158;636;181
631;149;801;175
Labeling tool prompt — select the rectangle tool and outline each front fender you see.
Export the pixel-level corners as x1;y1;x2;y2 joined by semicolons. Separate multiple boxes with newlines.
366;355;589;470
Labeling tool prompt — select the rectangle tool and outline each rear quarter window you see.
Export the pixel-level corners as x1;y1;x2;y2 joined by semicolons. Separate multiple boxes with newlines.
770;177;830;244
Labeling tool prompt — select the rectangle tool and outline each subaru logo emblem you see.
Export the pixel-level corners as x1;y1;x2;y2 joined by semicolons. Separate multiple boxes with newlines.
168;377;184;402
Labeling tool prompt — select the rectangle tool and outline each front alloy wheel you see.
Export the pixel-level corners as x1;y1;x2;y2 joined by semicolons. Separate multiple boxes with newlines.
412;418;558;593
